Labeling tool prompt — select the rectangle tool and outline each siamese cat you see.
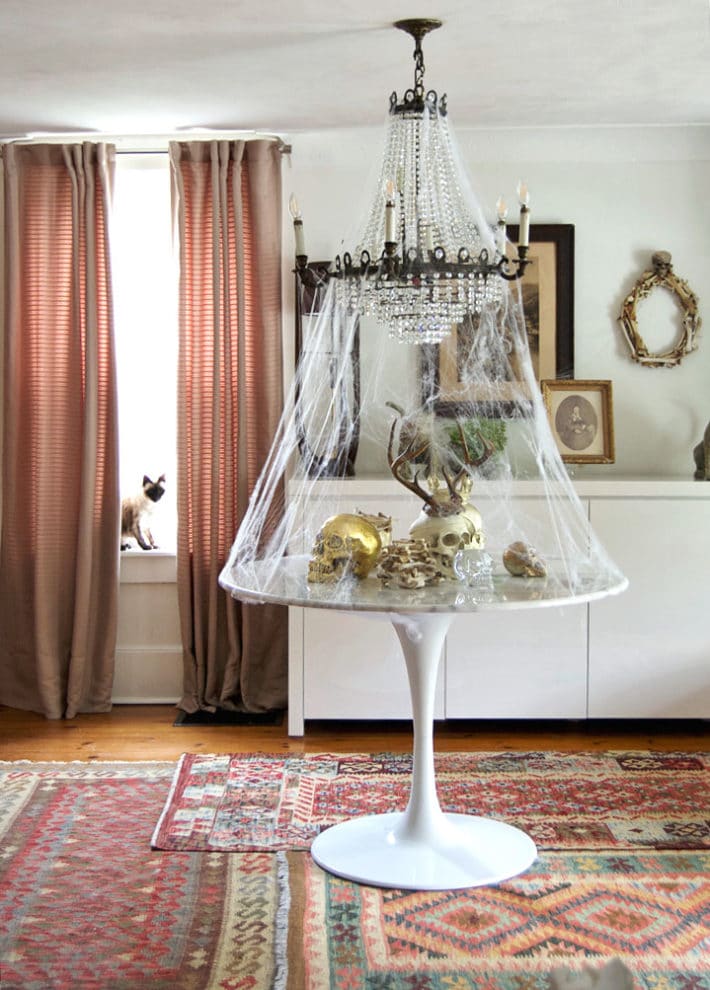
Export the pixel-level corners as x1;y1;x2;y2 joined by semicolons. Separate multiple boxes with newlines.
121;474;166;550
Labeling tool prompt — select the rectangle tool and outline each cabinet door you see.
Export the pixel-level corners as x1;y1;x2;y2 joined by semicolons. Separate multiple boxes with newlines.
589;498;710;718
445;495;590;719
303;609;445;720
445;604;588;718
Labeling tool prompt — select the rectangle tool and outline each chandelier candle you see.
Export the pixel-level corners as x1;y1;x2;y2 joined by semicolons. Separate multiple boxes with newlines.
496;196;508;255
384;180;397;245
288;193;306;259
517;181;530;248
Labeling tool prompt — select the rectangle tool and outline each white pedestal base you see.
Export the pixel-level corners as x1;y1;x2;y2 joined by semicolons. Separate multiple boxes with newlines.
309;612;538;890
310;810;537;890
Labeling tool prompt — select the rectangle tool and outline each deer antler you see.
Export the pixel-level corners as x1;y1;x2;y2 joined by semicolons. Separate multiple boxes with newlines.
387;419;439;510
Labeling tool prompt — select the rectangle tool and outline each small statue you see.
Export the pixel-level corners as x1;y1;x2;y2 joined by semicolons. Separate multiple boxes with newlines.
693;420;710;480
503;541;547;578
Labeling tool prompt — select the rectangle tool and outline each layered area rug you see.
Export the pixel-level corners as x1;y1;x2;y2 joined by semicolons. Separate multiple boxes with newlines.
0;754;708;989
152;750;710;853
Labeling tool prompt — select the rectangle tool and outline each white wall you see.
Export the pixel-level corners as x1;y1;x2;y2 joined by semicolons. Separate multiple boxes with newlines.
284;124;710;479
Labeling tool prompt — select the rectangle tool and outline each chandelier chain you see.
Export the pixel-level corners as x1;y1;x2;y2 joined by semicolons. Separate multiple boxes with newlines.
413;41;425;97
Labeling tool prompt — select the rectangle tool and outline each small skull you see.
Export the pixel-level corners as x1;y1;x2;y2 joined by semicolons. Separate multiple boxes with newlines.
503;541;547;578
409;511;477;578
461;501;485;549
308;513;381;583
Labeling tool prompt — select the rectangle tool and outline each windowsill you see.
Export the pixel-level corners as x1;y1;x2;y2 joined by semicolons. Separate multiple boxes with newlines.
120;550;177;584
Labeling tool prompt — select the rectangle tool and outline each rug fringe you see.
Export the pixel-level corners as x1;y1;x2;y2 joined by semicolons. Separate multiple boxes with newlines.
150;754;186;848
0;759;177;766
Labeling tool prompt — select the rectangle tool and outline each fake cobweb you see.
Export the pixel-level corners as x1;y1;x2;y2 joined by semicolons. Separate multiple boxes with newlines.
220;103;626;613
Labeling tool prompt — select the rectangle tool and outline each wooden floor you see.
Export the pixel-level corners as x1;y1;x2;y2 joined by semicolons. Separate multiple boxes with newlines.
0;704;706;761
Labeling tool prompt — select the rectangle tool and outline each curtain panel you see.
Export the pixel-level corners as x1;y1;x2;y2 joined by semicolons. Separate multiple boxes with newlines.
0;143;120;719
170;139;287;713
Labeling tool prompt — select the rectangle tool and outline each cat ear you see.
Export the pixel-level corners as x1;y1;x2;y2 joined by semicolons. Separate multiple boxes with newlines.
142;475;152;486
157;474;166;483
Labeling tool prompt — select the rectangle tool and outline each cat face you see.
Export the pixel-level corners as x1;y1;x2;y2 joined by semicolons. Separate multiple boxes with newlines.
142;474;166;504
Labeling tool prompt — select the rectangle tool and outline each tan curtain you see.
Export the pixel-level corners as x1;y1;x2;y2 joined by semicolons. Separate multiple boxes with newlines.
0;143;119;719
170;139;287;713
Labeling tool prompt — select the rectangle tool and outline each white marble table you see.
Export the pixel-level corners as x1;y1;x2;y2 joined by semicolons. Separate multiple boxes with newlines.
221;556;627;890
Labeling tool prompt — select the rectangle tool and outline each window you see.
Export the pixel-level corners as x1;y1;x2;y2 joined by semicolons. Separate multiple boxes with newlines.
111;153;178;552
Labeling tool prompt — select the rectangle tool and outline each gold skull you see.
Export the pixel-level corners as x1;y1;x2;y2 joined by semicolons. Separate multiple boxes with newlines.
308;513;382;583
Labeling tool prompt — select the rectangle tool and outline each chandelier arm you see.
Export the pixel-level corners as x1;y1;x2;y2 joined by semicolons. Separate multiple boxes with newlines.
496;250;531;282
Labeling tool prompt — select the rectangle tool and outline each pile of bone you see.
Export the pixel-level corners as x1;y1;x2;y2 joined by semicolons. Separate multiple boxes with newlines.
376;538;444;589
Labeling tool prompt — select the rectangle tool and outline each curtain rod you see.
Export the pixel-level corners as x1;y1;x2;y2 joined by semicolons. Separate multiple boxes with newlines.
0;133;292;155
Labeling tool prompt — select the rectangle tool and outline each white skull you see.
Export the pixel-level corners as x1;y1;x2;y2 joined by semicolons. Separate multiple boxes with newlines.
409;511;477;577
461;501;485;549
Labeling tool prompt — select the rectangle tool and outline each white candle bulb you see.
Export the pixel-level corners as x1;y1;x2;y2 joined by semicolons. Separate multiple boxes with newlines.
288;193;302;220
384;180;396;244
517;181;530;249
496;197;507;255
289;193;305;255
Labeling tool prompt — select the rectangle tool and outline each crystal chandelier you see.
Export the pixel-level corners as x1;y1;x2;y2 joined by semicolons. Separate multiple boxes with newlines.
290;18;532;345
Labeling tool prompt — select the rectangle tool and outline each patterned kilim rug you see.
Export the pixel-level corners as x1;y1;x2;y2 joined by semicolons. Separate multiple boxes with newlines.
0;755;708;989
152;750;710;853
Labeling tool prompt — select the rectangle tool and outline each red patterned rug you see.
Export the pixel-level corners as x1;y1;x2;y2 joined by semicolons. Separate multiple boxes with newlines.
152;750;710;853
0;761;288;989
292;849;710;989
1;756;708;989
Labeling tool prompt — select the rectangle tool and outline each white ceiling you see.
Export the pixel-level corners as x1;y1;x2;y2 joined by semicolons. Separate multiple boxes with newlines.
1;0;709;139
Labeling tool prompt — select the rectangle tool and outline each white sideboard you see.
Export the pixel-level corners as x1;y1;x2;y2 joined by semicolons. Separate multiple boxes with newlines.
287;478;710;735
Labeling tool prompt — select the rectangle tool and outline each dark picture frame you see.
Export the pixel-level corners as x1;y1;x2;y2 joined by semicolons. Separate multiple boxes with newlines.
426;224;575;417
294;261;361;477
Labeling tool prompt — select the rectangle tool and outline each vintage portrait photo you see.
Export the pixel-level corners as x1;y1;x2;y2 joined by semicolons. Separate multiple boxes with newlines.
541;379;615;464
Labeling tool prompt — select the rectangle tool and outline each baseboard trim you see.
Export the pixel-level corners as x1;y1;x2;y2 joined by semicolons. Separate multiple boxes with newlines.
111;697;180;705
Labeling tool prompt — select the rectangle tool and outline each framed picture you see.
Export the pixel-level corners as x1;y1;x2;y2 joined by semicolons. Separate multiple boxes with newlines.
427;224;575;416
294;261;361;477
541;379;615;464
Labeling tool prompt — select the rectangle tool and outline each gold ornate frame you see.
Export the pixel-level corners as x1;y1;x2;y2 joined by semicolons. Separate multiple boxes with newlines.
618;251;701;368
541;379;615;465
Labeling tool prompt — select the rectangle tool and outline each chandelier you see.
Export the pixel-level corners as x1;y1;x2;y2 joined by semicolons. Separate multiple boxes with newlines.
290;18;532;345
